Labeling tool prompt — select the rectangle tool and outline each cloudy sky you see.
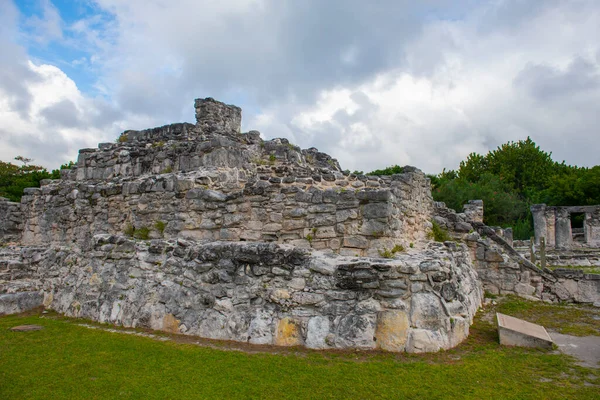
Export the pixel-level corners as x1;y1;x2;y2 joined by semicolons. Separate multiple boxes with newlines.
1;0;599;173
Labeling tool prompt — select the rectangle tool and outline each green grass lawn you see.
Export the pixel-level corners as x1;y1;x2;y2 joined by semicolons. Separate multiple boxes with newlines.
1;298;599;399
495;296;600;337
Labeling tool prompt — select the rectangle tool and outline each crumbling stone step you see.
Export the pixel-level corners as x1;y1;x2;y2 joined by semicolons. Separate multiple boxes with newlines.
497;313;553;349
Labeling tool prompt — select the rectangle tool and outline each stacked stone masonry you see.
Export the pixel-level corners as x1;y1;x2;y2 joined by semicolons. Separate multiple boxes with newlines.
433;202;600;305
1;98;597;354
0;197;23;244
0;237;481;352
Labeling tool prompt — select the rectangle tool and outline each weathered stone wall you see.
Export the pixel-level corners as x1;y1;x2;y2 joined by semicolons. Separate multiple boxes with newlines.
18;98;433;256
467;224;600;305
434;202;600;305
1;235;482;352
20;167;432;257
463;200;483;223
0;197;23;244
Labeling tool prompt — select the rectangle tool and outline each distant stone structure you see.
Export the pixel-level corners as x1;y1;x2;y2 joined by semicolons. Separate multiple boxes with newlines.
531;204;600;249
1;98;598;353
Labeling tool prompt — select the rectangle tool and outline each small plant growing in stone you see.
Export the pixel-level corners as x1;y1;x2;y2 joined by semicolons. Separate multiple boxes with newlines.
152;141;165;148
409;242;414;248
269;154;276;165
391;244;405;253
252;157;267;166
311;227;317;235
154;220;166;236
306;234;314;243
372;230;385;238
378;248;394;258
134;226;151;240
428;220;452;242
161;166;173;174
123;223;135;237
117;133;128;143
379;244;404;258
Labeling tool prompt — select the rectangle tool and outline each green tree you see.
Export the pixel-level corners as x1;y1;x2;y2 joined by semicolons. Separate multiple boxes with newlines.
0;157;74;202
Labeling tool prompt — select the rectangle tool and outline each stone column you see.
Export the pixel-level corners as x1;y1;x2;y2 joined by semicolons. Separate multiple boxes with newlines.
530;204;547;246
584;207;600;247
544;207;556;248
555;208;572;249
195;97;242;134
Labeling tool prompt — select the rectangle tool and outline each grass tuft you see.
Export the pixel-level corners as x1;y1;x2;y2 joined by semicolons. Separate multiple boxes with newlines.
428;220;452;242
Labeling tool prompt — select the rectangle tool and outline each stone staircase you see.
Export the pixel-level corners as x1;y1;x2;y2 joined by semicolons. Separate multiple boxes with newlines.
515;245;600;268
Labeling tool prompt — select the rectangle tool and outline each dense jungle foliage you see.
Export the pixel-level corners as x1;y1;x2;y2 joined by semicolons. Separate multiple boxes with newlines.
370;138;600;239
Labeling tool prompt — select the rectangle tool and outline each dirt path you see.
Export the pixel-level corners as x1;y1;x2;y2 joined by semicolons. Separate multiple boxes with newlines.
550;331;600;369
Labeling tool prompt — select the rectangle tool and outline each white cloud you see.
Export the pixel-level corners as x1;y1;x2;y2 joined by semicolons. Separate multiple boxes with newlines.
24;0;64;44
1;0;600;175
0;61;143;168
249;0;600;173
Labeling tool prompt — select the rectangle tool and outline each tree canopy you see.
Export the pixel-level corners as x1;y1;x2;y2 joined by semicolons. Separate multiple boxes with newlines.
0;157;73;202
369;137;600;239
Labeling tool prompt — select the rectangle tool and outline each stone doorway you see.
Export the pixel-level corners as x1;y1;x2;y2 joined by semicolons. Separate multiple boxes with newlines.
570;212;585;244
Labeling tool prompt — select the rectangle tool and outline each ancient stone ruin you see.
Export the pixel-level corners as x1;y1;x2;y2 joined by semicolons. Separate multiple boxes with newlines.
1;98;598;352
531;204;600;249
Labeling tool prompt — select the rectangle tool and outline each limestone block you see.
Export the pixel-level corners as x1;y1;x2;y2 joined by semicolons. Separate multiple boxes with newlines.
275;317;303;346
315;226;336;239
292;292;325;305
514;283;535;296
283;219;306;230
343;235;369;249
484;249;504;262
552;282;571;301
406;329;448;353
306;316;331;349
362;203;393;219
0;292;44;316
572;278;600;303
334;314;376;349
410;293;447;331
375;310;410;352
449;316;469;348
162;313;180;333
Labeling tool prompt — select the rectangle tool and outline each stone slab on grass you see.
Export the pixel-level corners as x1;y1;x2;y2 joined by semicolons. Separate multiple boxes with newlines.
497;312;553;349
10;325;44;332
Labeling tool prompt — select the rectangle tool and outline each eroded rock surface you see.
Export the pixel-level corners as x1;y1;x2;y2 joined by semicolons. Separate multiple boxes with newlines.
0;97;486;352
